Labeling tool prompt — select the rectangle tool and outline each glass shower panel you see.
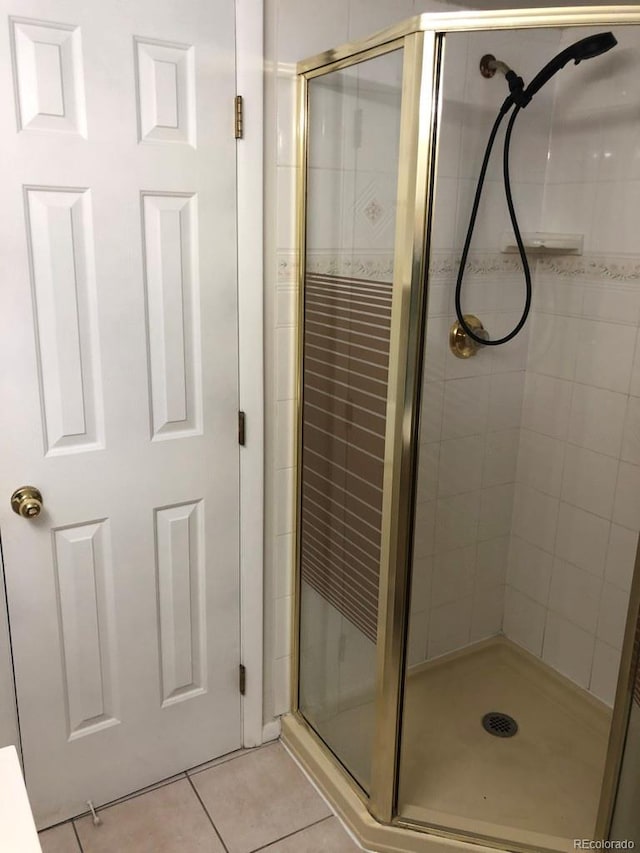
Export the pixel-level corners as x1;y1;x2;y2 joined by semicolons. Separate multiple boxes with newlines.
297;48;404;792
398;23;640;850
610;649;640;846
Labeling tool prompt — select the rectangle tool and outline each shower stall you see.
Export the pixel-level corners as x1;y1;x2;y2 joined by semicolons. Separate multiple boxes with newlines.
283;6;640;853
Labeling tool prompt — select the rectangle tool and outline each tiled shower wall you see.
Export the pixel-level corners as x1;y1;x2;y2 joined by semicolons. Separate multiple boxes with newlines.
407;27;559;665
503;25;640;706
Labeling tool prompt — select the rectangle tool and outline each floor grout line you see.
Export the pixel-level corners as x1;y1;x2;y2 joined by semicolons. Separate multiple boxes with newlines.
75;772;190;820
71;819;84;853
248;815;334;853
186;773;230;853
187;740;278;778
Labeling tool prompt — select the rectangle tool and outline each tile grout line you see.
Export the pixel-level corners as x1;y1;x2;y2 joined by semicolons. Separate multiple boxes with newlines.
187;741;278;778
75;772;189;820
185;773;230;853
249;814;334;853
71;819;84;853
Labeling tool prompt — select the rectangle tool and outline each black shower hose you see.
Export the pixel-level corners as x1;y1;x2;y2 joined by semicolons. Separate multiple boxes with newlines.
454;103;533;346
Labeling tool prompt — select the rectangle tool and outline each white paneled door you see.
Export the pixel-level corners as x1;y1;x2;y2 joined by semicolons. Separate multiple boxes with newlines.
0;0;241;827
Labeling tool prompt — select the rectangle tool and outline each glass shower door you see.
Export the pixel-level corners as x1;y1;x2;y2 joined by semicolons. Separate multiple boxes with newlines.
297;46;404;792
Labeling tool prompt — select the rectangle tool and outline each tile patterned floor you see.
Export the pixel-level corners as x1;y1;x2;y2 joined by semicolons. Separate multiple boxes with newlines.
37;743;361;853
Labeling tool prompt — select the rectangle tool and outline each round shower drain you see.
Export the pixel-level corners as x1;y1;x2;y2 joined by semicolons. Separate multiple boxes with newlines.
482;712;518;738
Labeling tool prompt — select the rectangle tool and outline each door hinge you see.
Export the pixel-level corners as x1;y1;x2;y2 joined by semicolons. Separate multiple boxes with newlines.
239;664;246;695
234;95;244;139
238;410;246;446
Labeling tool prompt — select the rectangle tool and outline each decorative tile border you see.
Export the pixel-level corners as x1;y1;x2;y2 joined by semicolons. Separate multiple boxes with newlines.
278;250;640;284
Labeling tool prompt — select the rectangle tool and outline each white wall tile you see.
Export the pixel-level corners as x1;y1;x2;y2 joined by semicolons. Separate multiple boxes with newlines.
526;312;579;381
476;537;509;588
275;325;296;400
597;581;630;650
613;462;640;531
591;180;640;255
590;640;622;707
432;545;476;608
605;525;639;593
438;435;484;497
471;585;504;643
554;503;610;578
276;166;297;250
275;467;295;535
487;371;524;431
533;278;583;318
276;0;349;63
629;328;640;397
274;595;292;658
561;444;618;520
574;319;636;394
428;596;473;659
512;484;559;553
507;536;553;606
568;384;626;458
582;284;640;327
542;611;595;689
483;429;519;487
272;655;292;717
276;74;296;167
503;586;546;656
275;399;295;468
435;492;480;551
541;182;598;250
478;483;514;541
521;372;572;439
276;286;297;327
347;0;414;41
517;429;565;497
275;534;294;598
441;375;490;439
622;395;640;465
548;558;602;634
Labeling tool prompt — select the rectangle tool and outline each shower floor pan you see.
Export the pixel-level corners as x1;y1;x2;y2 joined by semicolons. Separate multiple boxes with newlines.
311;637;611;851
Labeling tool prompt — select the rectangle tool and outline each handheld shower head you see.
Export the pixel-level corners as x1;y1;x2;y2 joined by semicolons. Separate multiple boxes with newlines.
523;31;617;104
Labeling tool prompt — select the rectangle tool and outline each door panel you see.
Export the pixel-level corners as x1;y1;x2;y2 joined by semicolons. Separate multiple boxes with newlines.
0;0;240;827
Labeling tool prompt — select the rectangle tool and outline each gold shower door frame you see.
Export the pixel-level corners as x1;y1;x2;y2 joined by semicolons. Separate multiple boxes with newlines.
291;6;640;851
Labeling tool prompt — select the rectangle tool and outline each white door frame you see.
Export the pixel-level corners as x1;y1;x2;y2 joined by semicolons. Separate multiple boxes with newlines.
236;0;265;748
0;0;265;759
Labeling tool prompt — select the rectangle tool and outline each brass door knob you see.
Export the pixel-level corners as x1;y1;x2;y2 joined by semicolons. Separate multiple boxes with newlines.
11;486;43;519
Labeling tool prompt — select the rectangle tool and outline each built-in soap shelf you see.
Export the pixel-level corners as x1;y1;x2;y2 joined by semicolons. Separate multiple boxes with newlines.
500;231;583;255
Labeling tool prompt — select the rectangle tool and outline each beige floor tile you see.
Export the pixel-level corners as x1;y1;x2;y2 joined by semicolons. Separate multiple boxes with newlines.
74;778;224;853
258;817;360;852
39;822;81;853
191;742;331;853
